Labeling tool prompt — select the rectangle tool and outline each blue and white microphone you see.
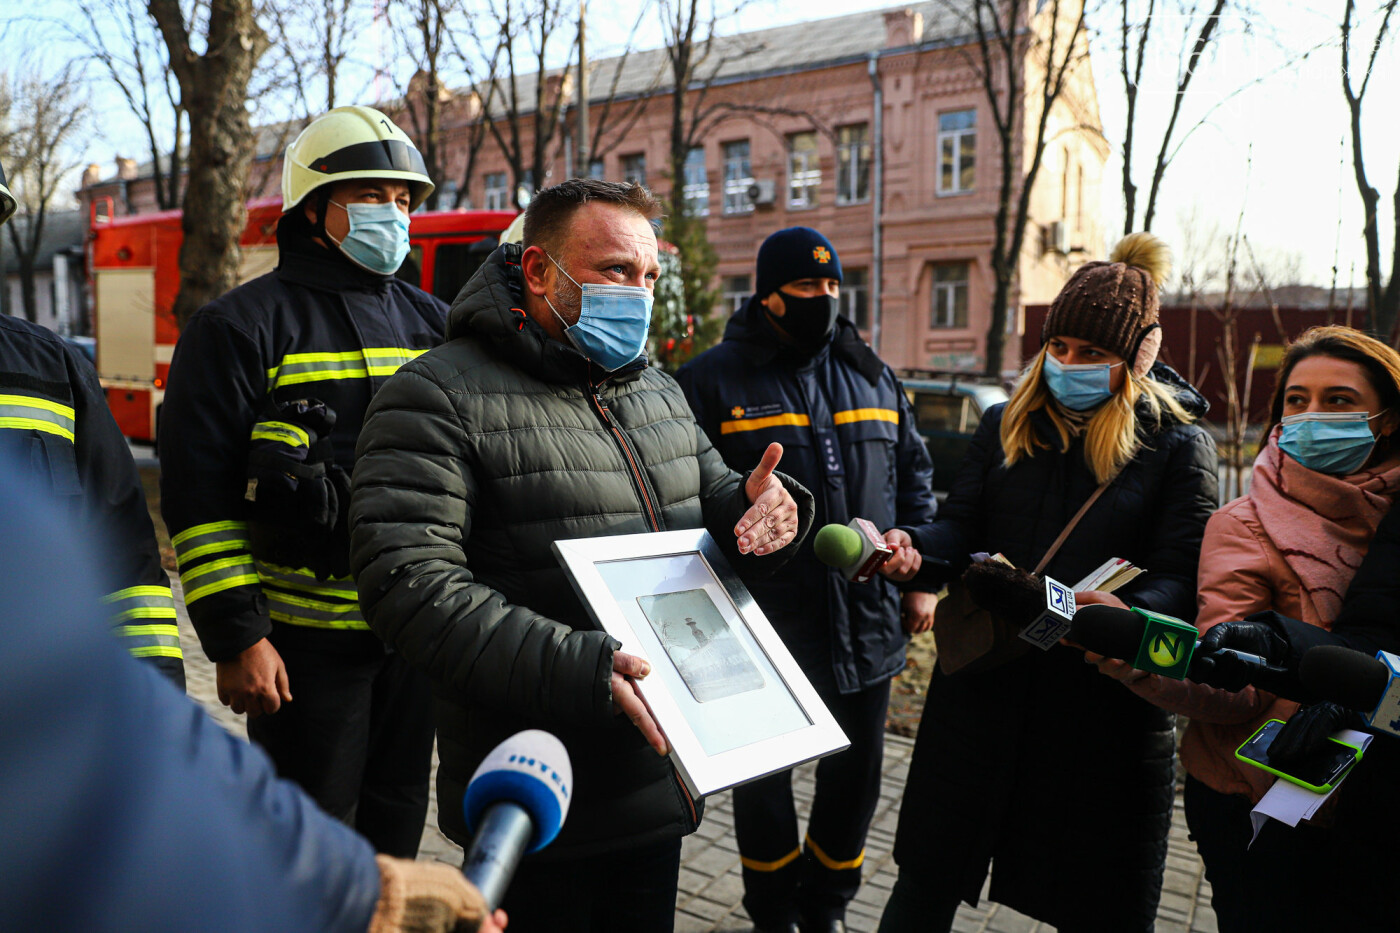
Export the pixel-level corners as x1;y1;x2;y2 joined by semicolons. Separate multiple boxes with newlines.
461;730;573;910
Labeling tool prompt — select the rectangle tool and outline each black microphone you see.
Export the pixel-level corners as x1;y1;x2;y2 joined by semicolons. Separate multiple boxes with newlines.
1070;604;1296;693
1300;645;1400;738
461;729;573;911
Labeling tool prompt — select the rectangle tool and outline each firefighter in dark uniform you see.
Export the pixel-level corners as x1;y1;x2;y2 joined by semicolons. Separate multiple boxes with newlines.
158;106;447;857
0;163;184;689
677;227;939;933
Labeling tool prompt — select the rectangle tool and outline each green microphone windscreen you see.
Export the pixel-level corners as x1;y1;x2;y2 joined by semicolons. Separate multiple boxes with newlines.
813;523;863;569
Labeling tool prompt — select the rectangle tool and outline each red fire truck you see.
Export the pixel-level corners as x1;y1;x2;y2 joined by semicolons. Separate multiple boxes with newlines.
88;197;515;441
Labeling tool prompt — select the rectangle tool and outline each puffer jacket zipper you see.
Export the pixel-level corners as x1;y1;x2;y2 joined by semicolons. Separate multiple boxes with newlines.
589;386;663;532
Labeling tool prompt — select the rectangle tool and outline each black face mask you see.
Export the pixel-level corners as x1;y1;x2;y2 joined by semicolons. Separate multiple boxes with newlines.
769;292;838;353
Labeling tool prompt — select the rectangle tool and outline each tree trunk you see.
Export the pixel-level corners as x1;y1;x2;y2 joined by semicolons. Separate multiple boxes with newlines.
149;0;269;331
17;255;38;324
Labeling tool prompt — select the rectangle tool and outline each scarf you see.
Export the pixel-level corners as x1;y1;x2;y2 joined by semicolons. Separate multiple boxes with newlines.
1249;428;1400;623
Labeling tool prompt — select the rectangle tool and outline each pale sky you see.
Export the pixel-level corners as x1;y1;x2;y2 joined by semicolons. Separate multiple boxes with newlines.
19;0;1400;289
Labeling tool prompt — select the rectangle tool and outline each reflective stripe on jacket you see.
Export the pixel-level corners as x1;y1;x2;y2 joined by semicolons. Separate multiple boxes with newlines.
159;223;447;661
0;314;184;687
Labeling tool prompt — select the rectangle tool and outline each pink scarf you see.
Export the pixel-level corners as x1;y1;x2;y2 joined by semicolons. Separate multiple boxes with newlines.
1250;429;1400;622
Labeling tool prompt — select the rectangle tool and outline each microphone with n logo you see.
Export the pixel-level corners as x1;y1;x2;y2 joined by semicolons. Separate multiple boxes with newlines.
1070;605;1295;690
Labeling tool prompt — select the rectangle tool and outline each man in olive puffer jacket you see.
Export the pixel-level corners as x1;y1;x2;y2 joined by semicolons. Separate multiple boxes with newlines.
349;179;815;933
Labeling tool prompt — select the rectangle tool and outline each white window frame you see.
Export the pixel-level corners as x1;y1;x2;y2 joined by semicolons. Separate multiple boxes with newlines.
723;141;754;215
930;263;970;329
483;172;509;211
841;268;869;329
683;147;710;217
836;124;871;206
787;132;820;209
936;109;976;196
720;274;751;313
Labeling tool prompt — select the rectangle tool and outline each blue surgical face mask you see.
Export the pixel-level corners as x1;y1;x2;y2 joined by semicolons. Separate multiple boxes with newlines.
328;200;411;275
1042;352;1123;411
1278;411;1385;475
545;254;654;372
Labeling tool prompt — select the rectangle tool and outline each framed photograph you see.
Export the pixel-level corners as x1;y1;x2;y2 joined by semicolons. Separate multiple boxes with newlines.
552;528;849;798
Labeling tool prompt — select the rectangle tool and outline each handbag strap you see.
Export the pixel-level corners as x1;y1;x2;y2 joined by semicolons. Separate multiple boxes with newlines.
1032;481;1112;575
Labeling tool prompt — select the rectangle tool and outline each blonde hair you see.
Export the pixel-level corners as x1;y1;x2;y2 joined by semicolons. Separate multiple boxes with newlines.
1001;347;1197;484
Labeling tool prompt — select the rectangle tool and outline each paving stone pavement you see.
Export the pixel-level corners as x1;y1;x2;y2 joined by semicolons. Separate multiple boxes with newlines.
173;577;1217;933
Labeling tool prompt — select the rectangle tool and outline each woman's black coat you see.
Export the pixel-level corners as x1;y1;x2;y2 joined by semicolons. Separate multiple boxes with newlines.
893;364;1218;930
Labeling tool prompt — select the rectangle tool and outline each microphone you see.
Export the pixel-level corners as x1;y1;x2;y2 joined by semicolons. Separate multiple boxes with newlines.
1300;646;1400;737
814;520;893;583
461;729;573;911
1069;604;1295;691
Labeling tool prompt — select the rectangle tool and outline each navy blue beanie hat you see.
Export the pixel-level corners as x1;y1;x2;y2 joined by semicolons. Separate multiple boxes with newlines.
754;227;843;299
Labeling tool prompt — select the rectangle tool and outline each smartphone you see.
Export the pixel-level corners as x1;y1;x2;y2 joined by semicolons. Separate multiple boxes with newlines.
1235;718;1363;793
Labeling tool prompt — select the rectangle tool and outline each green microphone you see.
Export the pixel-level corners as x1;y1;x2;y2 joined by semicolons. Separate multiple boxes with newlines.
813;520;894;583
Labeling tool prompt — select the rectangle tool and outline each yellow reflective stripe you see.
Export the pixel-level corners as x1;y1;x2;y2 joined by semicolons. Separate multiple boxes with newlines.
251;420;311;447
181;555;260;603
740;847;802;872
174;523;252;565
178;538;250;562
833;407;899;426
111;605;179;622
172;520;248;547
265;592;368;630
0;393;75;419
0;416;75;442
102;585;175;603
719;413;812;435
268;348;426;387
804;835;863;871
129;646;185;659
255;561;359;600
119;624;180;638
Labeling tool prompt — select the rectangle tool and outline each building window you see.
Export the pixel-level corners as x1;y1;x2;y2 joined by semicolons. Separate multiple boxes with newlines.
622;153;646;186
842;268;869;329
937;109;976;195
787;131;820;209
683;147;709;217
588;159;605;180
437;179;460;208
484;172;509;210
930;263;970;329
723;141;754;215
721;274;751;313
836;125;871;205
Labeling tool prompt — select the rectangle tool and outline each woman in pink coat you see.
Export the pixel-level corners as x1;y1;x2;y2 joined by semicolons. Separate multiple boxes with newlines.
1088;325;1400;932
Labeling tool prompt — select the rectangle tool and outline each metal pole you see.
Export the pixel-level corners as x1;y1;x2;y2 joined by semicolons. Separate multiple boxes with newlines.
867;53;884;356
575;0;589;178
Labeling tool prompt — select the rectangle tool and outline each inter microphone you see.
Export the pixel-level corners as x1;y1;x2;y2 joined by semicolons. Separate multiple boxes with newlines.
1069;604;1296;693
1300;646;1400;738
461;729;573;910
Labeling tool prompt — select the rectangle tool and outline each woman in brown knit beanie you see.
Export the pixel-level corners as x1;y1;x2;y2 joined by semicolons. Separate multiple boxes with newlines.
882;234;1218;933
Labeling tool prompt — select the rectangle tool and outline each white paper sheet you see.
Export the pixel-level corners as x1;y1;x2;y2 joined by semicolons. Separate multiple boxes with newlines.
1249;728;1374;846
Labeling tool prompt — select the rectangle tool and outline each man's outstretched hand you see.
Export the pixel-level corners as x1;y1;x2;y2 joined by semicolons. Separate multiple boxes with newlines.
736;442;800;556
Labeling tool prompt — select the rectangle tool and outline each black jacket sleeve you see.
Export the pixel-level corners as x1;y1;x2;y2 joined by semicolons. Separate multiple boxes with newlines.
909;403;1003;585
66;344;184;689
158;310;270;663
1116;425;1220;621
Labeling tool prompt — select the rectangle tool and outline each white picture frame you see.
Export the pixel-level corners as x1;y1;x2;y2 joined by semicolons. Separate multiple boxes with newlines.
552;528;850;799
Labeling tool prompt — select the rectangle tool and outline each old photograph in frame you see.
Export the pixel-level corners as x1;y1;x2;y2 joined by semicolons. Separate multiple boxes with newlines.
552;528;849;798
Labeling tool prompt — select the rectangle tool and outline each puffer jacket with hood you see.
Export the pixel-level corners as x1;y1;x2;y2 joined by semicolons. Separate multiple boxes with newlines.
349;245;815;859
892;364;1218;931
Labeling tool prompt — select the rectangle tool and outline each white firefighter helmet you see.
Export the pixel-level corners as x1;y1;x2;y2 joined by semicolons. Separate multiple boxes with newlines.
0;163;15;227
281;106;434;213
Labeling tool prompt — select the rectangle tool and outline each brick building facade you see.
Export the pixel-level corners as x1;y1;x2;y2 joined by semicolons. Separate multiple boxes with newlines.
79;0;1106;372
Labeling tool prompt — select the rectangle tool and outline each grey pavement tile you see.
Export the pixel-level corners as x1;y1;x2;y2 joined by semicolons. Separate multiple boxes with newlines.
681;897;731;921
699;871;746;905
688;843;741;878
679;867;711;895
674;910;714;933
